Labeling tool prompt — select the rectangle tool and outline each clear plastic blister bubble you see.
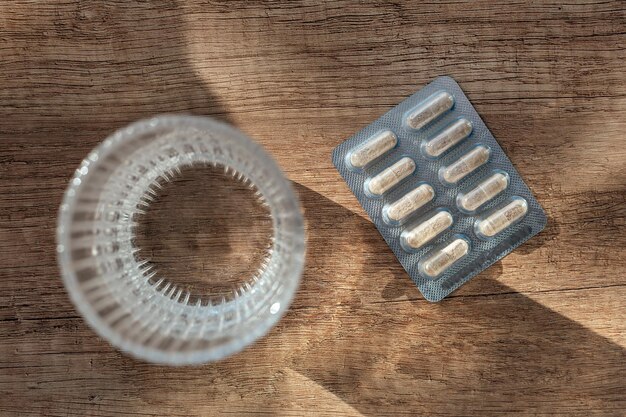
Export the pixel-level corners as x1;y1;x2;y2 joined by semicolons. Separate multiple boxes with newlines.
382;183;435;225
332;76;547;301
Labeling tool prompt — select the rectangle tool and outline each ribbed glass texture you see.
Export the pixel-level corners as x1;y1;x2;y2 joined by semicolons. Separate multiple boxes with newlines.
56;115;305;365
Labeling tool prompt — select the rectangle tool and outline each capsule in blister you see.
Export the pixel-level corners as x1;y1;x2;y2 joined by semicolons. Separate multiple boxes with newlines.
365;157;416;197
457;171;509;213
332;76;549;301
475;197;528;238
383;183;434;224
439;145;491;185
401;210;453;251
419;237;470;278
405;91;454;130
422;118;473;158
346;130;397;170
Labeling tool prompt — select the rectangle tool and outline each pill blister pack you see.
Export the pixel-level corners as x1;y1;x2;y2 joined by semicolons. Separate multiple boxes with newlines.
332;76;547;301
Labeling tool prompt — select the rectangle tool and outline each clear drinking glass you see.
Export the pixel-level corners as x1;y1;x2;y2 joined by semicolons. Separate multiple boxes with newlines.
56;115;305;365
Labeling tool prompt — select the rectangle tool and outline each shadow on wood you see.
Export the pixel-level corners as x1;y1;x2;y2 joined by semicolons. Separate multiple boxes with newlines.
1;1;625;415
284;183;625;416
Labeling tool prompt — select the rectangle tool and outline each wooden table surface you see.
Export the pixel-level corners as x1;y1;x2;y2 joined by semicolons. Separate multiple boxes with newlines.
1;1;625;416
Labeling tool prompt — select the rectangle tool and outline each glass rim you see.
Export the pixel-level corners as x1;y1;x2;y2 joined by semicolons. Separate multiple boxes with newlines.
56;114;306;365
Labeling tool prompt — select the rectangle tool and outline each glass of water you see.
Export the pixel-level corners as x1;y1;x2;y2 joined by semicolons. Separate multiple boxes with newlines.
56;115;305;365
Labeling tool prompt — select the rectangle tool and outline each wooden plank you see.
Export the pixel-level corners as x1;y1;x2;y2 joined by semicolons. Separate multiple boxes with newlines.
0;0;624;415
0;287;623;416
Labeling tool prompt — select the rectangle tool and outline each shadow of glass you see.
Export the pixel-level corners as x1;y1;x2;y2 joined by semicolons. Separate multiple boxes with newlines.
2;3;624;416
381;260;505;302
283;183;625;416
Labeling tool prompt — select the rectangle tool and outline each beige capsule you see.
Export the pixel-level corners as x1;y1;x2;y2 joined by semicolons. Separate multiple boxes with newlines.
365;157;416;197
440;145;490;185
401;210;453;250
405;91;454;130
457;172;509;213
420;238;470;278
348;130;397;169
422;118;473;158
384;184;435;223
476;198;528;238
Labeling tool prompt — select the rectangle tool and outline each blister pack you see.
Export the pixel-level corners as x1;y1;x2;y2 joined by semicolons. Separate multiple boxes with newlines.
332;76;547;301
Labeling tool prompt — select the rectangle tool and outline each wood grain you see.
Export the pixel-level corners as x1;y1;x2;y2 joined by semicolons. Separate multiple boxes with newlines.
133;165;274;300
0;1;625;416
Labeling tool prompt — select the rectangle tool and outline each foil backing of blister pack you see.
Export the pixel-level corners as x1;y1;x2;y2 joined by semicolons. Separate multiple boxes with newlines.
332;76;547;302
